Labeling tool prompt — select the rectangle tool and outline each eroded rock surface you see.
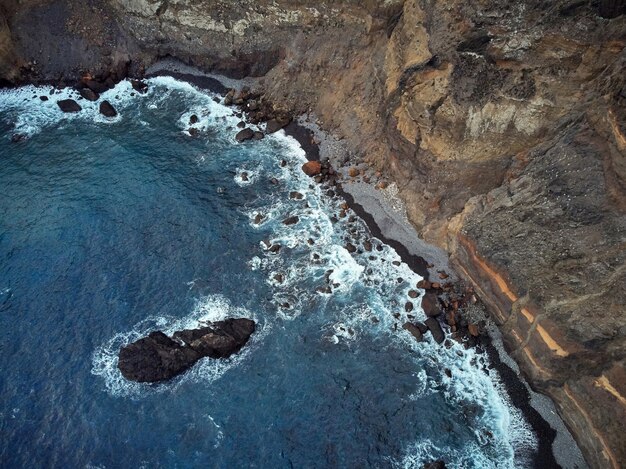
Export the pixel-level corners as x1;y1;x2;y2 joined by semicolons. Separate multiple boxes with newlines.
118;318;255;382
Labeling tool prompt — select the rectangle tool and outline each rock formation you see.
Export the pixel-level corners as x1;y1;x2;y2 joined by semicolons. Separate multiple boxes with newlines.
0;1;624;466
118;318;256;382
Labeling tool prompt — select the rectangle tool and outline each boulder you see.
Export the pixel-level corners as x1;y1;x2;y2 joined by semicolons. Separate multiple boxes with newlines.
99;100;117;117
302;161;322;176
189;114;199;125
266;117;291;133
79;88;99;101
57;99;82;113
282;216;299;225
118;318;255;382
402;322;424;342
423;461;447;469
425;317;445;344
253;131;264;140
422;292;442;317
289;191;304;200
236;128;255;142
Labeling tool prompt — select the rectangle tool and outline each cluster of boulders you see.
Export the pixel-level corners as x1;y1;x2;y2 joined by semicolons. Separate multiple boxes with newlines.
400;275;483;348
53;72;149;117
118;318;255;383
220;87;292;142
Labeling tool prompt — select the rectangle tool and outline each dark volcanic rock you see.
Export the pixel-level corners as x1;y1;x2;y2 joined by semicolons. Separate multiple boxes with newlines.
423;461;447;469
236;128;255;142
118;331;200;383
57;99;81;113
402;322;424;342
131;79;148;94
282;215;299;225
99;100;117;117
79;87;99;101
118;318;255;382
425;317;445;344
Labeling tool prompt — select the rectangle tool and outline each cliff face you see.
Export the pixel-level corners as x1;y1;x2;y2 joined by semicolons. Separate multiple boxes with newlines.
1;0;625;467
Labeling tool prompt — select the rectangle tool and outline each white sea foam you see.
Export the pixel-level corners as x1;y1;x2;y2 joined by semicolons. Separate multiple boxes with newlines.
91;295;267;398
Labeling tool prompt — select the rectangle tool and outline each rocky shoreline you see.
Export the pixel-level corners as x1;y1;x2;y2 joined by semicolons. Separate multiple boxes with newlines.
3;62;588;467
192;70;586;468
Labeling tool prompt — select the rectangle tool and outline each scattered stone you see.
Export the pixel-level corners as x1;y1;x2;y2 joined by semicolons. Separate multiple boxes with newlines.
403;322;424;342
282;216;299;226
270;177;278;184
408;289;419;298
11;133;26;143
348;167;359;177
302;161;322;176
241;172;249;182
99;100;117;117
273;273;284;283
444;368;452;378
57;99;82;113
117;318;255;382
431;282;441;289
405;301;414;312
425;317;445;344
392;261;401;266
253;131;264;140
269;244;281;254
346;242;357;253
253;213;264;224
39;96;48;101
438;271;449;279
363;240;372;251
237;121;246;128
188;128;199;137
289;191;304;200
236;128;255;142
280;159;287;167
189;114;199;125
131;79;148;94
79;88;99;101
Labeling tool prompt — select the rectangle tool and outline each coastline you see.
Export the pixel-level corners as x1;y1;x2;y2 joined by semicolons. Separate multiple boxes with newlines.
157;60;587;467
4;59;588;468
139;60;588;469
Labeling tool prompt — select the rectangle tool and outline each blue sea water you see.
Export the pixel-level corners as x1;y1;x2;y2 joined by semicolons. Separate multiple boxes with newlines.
0;78;537;468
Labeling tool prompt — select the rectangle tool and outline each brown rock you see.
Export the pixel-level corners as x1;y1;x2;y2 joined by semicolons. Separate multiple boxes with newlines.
236;128;255;142
57;99;81;113
408;289;419;298
402;322;424;342
422;292;442;317
302;161;322;176
99;100;117;117
468;324;480;337
79;88;99;101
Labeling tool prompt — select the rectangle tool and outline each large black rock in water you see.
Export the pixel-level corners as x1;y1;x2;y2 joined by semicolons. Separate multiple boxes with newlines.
118;318;255;382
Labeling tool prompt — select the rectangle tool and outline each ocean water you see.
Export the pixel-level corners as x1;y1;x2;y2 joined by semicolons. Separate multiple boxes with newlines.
0;77;538;468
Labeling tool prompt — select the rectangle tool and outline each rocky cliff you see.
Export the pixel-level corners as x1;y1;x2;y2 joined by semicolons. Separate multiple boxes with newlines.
1;0;625;467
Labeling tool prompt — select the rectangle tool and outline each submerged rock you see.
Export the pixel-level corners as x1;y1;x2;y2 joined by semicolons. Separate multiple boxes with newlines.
57;99;82;113
118;318;256;382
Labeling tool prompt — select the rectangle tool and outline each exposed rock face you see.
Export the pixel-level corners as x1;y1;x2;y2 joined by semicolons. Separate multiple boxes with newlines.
1;1;625;466
118;318;255;382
